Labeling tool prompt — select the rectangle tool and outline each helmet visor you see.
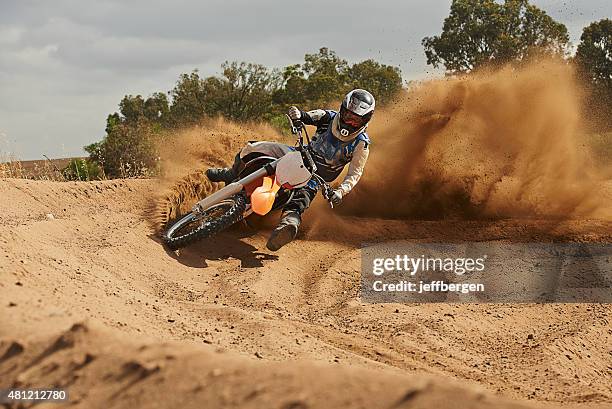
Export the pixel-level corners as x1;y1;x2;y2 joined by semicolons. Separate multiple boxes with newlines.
340;108;368;129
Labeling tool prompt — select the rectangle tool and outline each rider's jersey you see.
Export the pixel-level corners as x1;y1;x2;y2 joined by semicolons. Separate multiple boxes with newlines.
301;109;370;193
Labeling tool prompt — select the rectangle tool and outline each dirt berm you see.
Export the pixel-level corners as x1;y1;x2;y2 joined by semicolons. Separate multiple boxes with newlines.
0;178;610;408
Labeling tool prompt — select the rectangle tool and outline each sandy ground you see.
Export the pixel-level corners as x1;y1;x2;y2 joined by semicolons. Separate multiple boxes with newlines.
0;178;611;409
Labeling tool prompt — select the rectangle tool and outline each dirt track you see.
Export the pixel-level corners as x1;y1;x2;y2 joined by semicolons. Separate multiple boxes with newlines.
0;178;610;408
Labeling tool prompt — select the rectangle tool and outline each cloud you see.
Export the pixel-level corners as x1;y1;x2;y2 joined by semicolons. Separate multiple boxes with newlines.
0;0;610;159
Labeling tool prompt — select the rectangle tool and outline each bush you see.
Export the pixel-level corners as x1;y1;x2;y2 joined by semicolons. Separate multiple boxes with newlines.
62;158;103;181
86;120;160;179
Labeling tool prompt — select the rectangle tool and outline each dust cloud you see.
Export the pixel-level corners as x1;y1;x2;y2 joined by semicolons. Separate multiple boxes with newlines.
154;59;611;233
340;59;611;220
151;118;286;230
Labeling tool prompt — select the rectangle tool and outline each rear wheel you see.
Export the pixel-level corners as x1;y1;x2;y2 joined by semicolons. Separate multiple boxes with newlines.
162;193;247;250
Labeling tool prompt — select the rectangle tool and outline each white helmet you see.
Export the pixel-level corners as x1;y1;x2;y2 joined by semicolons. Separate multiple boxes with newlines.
333;89;375;141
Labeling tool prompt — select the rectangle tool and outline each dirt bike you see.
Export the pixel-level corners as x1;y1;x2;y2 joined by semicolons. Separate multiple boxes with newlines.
162;116;335;250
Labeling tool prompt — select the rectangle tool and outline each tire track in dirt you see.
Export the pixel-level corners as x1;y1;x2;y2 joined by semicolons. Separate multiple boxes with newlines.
1;179;610;407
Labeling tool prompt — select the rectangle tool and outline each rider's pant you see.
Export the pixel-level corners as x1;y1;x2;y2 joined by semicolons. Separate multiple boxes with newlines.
231;141;292;174
282;186;318;216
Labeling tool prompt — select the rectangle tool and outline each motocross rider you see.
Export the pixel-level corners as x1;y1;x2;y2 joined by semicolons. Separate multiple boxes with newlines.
206;89;375;251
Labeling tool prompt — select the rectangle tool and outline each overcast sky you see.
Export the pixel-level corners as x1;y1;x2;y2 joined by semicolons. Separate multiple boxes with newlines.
0;0;610;159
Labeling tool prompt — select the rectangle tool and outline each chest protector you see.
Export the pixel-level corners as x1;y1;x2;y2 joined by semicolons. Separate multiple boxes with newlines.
308;111;370;182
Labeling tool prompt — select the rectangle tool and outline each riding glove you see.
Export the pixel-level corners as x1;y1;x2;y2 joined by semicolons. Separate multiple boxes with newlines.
288;106;301;120
330;189;343;206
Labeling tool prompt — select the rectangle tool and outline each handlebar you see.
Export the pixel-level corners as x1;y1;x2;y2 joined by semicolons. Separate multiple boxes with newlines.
291;119;304;134
286;114;303;139
286;114;334;208
286;114;317;172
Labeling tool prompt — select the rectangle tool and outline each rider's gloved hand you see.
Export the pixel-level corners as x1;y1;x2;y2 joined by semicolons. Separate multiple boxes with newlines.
288;106;301;120
330;189;343;206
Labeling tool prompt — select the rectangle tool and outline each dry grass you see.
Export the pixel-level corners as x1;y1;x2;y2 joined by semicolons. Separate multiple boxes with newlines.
0;129;71;180
0;156;27;178
0;155;80;181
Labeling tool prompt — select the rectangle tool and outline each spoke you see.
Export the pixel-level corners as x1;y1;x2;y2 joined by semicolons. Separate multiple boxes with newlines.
171;201;233;239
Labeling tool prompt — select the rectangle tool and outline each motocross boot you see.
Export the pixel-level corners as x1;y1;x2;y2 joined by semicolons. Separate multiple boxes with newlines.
266;211;301;251
205;167;236;184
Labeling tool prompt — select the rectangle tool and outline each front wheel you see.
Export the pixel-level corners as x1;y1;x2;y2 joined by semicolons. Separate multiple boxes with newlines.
162;193;247;250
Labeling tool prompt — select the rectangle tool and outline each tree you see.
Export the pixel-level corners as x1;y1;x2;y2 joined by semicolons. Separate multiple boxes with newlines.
302;47;350;105
348;60;403;103
576;19;612;96
87;49;404;178
118;95;145;124
273;64;308;107
273;48;350;107
144;92;170;123
423;0;569;73
88;93;167;178
168;71;211;126
575;19;612;129
211;61;281;121
87;122;158;178
167;64;280;123
273;48;402;108
117;93;169;126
